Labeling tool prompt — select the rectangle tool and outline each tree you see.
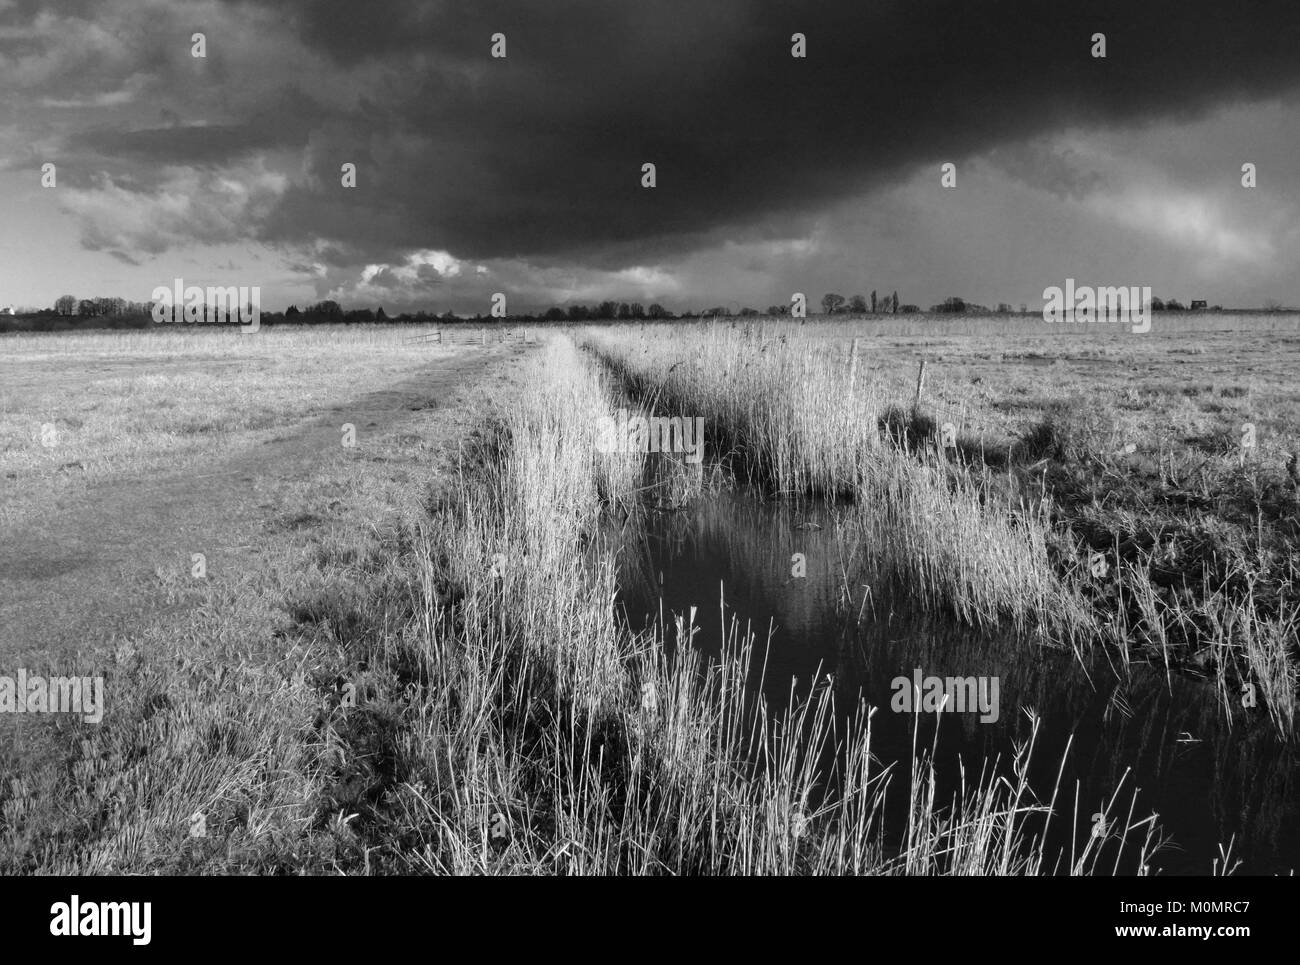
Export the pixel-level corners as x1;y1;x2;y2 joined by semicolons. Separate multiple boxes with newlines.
86;296;124;316
544;306;567;321
629;302;646;319
871;290;877;313
821;293;846;315
308;300;342;318
568;304;591;321
647;303;671;319
766;303;790;316
376;306;388;321
54;295;77;316
78;299;99;317
285;305;300;319
596;300;618;319
848;294;868;313
892;291;899;313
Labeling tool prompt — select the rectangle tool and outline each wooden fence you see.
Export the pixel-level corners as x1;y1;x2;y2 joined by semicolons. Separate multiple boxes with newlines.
404;327;531;346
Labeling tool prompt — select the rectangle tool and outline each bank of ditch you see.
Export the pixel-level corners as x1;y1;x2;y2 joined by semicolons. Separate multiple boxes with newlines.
301;335;1104;874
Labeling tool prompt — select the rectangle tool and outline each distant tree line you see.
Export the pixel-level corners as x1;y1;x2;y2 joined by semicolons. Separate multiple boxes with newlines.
535;301;675;321
816;291;907;315
0;291;1260;336
1149;297;1223;311
819;294;1235;315
52;295;153;317
243;299;683;324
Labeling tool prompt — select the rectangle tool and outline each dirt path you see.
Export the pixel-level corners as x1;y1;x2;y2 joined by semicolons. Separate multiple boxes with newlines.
0;343;522;668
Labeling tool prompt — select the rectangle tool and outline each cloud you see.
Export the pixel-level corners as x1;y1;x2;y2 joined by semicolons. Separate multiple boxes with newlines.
984;139;1109;201
56;159;288;255
317;250;692;313
41;73;147;108
1088;188;1275;265
4;0;1300;307
240;0;1300;263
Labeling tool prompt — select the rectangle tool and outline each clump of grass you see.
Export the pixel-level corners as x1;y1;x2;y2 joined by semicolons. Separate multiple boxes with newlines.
847;443;1092;636
1018;400;1119;464
1096;555;1300;735
586;324;889;498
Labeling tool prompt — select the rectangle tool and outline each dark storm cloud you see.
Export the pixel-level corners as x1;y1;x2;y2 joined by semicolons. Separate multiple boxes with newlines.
75;88;328;167
241;0;1300;263
11;0;1299;268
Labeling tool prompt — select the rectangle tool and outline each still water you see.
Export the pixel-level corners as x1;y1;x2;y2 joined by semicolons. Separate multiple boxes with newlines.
615;487;1299;875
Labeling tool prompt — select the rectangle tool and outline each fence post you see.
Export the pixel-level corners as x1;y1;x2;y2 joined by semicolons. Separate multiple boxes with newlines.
481;329;486;346
914;360;927;407
849;337;860;388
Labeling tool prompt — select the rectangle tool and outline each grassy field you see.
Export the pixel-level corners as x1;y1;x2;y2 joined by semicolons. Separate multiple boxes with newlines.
0;327;477;528
5;315;1294;874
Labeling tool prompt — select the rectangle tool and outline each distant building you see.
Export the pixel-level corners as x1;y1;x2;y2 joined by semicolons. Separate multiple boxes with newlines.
0;306;14;316
1190;300;1208;310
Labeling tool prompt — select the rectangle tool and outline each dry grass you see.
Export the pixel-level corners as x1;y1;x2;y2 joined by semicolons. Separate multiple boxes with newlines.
1;332;1154;874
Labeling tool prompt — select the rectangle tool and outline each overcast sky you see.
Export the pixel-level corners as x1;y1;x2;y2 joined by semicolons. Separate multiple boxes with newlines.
3;0;1299;313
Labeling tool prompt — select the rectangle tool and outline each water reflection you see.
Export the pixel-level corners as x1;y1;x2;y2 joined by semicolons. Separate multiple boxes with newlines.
614;487;1299;875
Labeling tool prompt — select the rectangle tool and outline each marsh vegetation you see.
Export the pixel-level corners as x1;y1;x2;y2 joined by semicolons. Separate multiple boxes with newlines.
2;317;1296;874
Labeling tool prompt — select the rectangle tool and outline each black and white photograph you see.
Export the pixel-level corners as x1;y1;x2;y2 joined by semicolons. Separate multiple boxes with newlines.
1;0;1297;940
